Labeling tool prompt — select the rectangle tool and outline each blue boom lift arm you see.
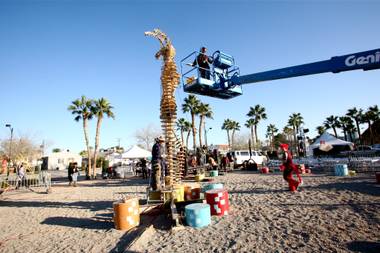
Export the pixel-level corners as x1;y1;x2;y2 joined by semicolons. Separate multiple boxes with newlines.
181;48;380;99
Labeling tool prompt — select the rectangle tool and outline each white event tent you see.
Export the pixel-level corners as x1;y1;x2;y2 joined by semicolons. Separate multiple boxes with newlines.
308;132;354;155
121;145;151;159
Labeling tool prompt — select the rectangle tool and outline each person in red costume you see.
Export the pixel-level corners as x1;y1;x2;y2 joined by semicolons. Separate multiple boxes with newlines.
279;143;303;192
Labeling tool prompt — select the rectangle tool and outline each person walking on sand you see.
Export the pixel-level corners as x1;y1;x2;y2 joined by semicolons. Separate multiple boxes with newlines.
71;163;79;187
279;143;302;192
16;163;27;189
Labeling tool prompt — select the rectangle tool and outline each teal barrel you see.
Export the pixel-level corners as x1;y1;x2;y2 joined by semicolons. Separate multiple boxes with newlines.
334;164;348;176
209;170;219;177
202;183;223;193
185;203;211;228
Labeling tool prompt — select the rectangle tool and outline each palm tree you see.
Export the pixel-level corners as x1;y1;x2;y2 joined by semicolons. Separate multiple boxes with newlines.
266;124;278;151
245;118;256;147
362;105;380;145
316;125;326;136
196;103;213;148
230;120;240;150
176;118;190;146
339;116;353;141
91;98;115;179
68;95;93;179
288;113;304;156
184;121;192;150
324;115;340;138
221;119;233;150
347;107;363;144
283;126;293;143
182;95;201;151
246;104;267;147
345;119;356;142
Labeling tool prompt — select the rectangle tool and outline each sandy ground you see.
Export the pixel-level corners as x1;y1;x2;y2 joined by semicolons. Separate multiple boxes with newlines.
1;171;379;253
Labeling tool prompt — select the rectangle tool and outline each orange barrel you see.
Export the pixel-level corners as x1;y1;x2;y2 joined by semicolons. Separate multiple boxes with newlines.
261;167;269;174
205;189;229;216
184;186;192;200
191;188;201;199
376;172;380;184
113;198;140;230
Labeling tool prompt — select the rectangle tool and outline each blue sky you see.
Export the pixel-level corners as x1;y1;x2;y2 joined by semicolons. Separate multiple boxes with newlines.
0;0;379;153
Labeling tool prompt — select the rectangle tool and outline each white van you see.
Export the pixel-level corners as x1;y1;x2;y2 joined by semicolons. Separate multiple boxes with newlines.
227;150;268;167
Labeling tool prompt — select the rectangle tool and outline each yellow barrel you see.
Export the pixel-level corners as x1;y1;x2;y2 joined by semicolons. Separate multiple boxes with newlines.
184;185;192;200
195;174;205;182
113;198;140;231
173;184;185;202
165;176;171;186
149;190;161;200
349;170;356;176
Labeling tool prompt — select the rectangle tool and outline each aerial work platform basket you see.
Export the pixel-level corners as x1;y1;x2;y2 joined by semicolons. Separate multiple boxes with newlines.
180;51;243;99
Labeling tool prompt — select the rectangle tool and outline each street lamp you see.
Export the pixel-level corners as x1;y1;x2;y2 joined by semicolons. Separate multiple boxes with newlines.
5;124;14;176
204;127;212;148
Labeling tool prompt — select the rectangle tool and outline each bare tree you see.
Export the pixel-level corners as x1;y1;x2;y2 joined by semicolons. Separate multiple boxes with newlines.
134;124;161;150
0;134;41;164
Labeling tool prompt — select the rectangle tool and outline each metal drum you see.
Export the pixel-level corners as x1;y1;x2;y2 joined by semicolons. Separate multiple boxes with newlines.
185;203;211;228
205;189;229;216
209;170;218;177
113;198;140;231
334;164;348;176
202;183;223;193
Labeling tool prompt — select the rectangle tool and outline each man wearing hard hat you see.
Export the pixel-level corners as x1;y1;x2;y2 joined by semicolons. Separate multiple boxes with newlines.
151;136;165;190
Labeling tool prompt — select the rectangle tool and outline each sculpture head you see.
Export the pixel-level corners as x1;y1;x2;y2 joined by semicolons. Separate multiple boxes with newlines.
145;28;176;61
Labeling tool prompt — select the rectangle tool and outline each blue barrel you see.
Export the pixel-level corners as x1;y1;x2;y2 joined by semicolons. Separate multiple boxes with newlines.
202;183;223;192
185;203;211;228
210;170;219;177
334;164;348;176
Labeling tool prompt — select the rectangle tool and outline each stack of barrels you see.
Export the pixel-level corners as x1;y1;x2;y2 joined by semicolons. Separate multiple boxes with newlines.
185;184;230;228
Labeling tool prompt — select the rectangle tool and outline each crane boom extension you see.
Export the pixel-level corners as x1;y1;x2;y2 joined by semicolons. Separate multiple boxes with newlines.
181;48;380;99
235;48;380;85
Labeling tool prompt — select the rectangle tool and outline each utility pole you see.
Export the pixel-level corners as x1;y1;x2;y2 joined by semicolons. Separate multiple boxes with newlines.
5;124;13;177
204;126;212;149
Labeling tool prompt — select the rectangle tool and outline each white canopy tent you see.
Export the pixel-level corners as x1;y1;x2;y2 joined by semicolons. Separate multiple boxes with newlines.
308;132;354;155
121;145;151;159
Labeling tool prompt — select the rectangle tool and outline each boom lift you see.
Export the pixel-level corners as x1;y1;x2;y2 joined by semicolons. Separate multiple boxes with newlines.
180;48;380;99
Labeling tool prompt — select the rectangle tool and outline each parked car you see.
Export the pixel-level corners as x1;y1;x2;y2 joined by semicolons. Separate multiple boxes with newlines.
354;145;372;151
227;150;268;167
371;144;380;151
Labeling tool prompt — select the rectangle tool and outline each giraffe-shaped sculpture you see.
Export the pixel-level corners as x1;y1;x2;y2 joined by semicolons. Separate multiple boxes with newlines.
145;29;183;187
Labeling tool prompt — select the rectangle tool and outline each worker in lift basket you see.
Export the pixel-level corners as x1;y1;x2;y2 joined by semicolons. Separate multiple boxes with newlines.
192;47;213;80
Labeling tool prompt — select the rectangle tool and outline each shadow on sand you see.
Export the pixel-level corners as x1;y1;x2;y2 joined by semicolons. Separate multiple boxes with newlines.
346;240;380;253
41;216;113;230
0;200;114;212
303;176;380;197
